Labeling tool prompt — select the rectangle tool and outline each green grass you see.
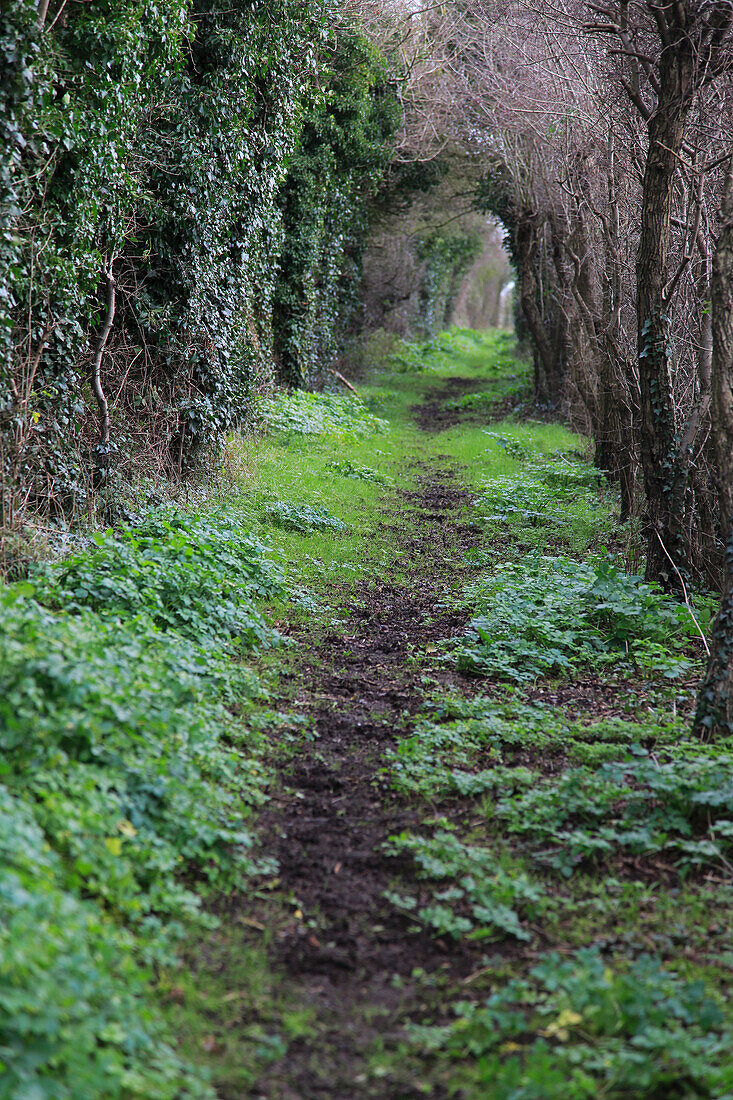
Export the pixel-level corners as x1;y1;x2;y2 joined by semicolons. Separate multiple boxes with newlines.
159;925;315;1096
220;428;417;586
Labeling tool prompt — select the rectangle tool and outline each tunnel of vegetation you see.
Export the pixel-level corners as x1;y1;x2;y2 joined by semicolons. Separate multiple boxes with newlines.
4;1;733;1095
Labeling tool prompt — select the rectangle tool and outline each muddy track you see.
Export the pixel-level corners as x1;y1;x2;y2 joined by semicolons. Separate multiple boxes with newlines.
410;375;489;432
241;411;495;1097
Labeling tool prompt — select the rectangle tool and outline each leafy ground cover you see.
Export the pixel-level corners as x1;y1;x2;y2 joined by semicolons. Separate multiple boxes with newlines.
4;328;732;1099
0;544;275;1096
411;949;733;1099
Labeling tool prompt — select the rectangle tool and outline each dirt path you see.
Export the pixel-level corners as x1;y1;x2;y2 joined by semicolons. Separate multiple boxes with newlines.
245;425;491;1098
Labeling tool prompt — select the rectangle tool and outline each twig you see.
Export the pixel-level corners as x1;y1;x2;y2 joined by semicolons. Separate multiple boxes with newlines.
655;531;710;656
329;369;359;396
92;262;116;449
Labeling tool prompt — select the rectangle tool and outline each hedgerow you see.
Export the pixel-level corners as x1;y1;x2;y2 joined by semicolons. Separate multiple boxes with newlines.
273;30;399;387
0;1;399;517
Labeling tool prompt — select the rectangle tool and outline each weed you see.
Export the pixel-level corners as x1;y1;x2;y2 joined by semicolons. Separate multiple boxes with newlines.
0;786;214;1100
474;454;611;553
257;390;388;439
326;459;393;485
495;751;733;876
411;949;732;1098
0;506;284;1096
31;506;284;651
263;501;348;534
384;831;545;941
453;554;695;682
386;693;687;800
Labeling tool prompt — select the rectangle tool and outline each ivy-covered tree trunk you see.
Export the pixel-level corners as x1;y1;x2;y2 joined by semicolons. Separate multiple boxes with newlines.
515;217;564;404
694;159;733;738
636;20;694;592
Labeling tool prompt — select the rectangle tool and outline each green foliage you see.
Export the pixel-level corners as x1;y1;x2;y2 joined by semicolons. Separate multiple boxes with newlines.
385;831;544;942
386;692;685;800
384;327;517;376
1;0;333;507
480;431;535;459
0;787;215;1100
0;590;271;1096
0;503;288;1095
274;30;400;386
416;234;483;339
327;459;392;485
30;507;284;650
257;390;388;439
413;949;732;1099
386;337;442;374
0;589;272;925
453;554;694;682
263;500;348;534
495;751;733;876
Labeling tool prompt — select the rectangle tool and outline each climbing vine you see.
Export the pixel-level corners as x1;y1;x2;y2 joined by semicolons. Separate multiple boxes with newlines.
273;30;399;387
0;1;400;518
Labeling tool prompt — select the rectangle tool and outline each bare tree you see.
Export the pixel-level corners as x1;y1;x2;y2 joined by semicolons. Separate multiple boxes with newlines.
584;1;733;589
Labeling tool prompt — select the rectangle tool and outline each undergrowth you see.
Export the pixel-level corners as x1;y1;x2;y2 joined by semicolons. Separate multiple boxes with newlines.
30;507;284;650
262;500;348;534
385;693;685;800
0;505;285;1097
453;554;697;682
384;327;522;377
412;949;733;1098
496;751;733;876
256;390;388;439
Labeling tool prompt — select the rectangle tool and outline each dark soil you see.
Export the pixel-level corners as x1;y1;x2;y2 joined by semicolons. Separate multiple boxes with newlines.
411;374;531;432
410;375;494;432
246;462;484;1100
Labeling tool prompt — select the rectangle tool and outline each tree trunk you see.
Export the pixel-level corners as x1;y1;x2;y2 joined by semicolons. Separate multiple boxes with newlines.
694;158;733;738
515;216;563;404
636;36;694;591
568;207;636;521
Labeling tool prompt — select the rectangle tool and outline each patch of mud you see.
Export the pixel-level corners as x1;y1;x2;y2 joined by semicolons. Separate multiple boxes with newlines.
411;376;493;432
411;375;528;432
